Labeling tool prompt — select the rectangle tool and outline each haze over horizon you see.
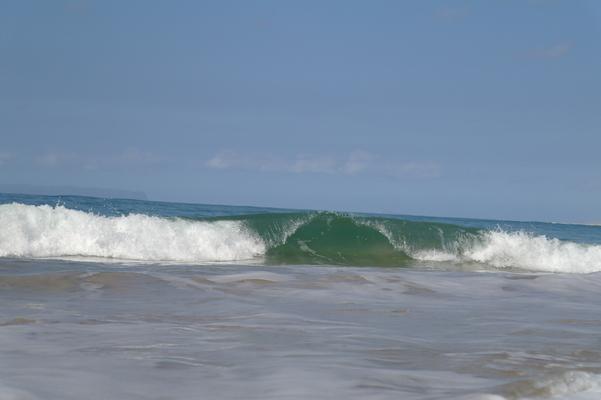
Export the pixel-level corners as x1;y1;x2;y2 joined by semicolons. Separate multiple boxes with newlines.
2;1;600;223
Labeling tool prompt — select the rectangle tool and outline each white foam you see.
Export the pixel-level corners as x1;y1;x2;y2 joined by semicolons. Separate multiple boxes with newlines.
0;203;265;262
465;231;601;273
411;249;459;262
454;395;506;400
456;372;601;400
374;221;601;273
524;371;601;399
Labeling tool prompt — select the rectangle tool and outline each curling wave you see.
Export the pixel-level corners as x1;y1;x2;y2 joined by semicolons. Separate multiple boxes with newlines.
1;203;601;273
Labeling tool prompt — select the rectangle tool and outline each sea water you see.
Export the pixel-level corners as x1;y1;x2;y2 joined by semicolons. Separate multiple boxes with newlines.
1;193;601;400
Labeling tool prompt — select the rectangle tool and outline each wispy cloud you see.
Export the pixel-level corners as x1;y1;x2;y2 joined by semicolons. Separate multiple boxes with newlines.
206;151;284;172
35;152;69;167
205;150;440;179
384;161;441;179
341;151;373;175
83;149;165;170
529;41;572;59
0;152;13;166
434;6;468;21
206;151;339;174
290;155;338;174
34;150;165;170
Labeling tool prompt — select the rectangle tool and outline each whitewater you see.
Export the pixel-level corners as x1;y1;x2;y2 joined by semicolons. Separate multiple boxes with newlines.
1;202;601;273
2;193;601;400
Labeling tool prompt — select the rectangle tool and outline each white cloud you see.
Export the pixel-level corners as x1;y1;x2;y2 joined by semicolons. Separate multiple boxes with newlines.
341;151;373;175
291;155;337;174
205;151;282;172
206;151;238;169
205;150;440;179
530;42;572;59
205;151;339;174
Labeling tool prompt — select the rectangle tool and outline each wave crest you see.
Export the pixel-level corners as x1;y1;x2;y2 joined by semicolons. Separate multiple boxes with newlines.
0;204;264;262
466;231;601;273
2;203;601;273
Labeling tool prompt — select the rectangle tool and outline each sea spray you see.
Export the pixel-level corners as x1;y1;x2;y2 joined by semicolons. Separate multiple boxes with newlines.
0;203;264;262
465;230;601;273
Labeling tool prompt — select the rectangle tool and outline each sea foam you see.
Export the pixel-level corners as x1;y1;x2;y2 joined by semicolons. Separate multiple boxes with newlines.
396;229;601;274
498;371;601;400
465;230;601;273
0;203;265;262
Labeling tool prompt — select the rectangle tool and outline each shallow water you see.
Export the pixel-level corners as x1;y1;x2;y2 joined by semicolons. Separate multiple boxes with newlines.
2;259;601;400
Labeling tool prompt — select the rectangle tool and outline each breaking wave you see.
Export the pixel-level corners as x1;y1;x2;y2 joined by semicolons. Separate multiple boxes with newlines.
0;203;264;262
1;203;601;273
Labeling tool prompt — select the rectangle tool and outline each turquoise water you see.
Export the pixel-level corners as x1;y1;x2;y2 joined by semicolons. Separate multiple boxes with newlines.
2;193;601;400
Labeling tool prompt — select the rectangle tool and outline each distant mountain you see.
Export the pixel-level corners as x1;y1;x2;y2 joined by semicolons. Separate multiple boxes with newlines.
0;184;148;201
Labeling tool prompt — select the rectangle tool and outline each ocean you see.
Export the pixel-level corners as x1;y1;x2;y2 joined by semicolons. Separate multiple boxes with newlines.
1;193;601;400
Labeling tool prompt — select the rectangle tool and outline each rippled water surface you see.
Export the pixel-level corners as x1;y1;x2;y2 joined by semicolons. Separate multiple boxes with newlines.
2;259;601;400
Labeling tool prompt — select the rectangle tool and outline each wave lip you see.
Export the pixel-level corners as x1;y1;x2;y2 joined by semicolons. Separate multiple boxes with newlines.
0;203;265;262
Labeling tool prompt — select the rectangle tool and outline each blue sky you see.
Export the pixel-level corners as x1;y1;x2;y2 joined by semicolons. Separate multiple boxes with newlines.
1;0;600;222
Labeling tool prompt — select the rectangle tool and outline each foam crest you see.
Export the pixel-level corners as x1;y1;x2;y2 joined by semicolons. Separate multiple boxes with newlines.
466;231;601;273
411;249;459;262
504;371;601;399
0;204;265;262
540;371;601;398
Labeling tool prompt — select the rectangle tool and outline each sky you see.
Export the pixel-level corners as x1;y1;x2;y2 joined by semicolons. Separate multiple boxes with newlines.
1;0;600;223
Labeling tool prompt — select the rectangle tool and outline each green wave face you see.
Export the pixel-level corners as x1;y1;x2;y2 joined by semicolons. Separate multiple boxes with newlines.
229;212;480;267
266;214;411;266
